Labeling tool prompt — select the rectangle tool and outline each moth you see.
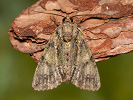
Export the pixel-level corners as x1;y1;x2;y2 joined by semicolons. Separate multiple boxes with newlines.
32;16;100;91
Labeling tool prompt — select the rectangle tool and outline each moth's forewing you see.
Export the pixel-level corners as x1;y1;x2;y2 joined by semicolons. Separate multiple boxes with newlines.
69;26;100;91
32;31;64;91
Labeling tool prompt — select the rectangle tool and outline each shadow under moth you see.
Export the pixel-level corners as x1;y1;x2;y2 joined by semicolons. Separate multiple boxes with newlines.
32;16;101;91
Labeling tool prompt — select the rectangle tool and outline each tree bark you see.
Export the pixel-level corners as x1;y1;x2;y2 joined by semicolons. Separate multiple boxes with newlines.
8;0;133;63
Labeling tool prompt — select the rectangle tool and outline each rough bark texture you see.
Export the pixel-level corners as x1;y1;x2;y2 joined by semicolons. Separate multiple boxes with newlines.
8;0;133;63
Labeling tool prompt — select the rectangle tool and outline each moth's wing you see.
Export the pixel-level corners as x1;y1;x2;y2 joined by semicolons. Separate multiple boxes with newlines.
32;29;65;91
70;27;101;91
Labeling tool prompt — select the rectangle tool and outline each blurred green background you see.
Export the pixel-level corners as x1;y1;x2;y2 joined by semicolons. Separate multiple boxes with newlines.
0;0;133;100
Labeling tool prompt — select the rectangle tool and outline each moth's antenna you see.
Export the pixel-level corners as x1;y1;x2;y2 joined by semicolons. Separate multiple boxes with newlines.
69;11;99;18
34;11;66;18
66;14;69;17
34;10;98;18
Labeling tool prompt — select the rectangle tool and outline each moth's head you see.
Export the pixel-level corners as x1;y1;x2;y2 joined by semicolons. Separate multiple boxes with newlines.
62;17;73;23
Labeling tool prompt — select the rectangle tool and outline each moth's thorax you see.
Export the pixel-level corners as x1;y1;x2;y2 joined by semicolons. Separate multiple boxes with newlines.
62;22;73;42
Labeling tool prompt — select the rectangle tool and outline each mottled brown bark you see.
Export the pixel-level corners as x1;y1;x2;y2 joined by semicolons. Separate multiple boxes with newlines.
8;0;133;63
